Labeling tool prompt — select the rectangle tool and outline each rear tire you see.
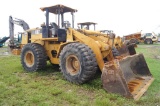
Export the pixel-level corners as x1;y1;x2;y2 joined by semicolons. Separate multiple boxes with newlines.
59;43;98;84
21;43;47;72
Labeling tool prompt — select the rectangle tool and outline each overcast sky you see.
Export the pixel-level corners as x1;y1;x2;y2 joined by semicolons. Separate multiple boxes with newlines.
1;0;160;38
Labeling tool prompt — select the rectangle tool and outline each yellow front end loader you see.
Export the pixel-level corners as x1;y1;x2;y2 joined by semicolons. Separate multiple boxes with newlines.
77;22;135;57
13;4;154;100
77;22;123;49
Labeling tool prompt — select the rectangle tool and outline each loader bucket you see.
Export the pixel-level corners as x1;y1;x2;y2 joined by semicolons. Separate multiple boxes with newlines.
118;43;136;56
101;54;154;100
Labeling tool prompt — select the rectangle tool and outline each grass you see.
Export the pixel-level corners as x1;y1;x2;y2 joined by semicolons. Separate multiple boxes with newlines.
0;45;160;106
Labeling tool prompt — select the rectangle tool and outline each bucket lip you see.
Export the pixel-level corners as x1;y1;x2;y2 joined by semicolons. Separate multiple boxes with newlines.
104;53;144;65
120;53;143;60
133;77;154;101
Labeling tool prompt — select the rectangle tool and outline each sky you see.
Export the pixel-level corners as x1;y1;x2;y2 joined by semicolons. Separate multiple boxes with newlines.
1;0;160;38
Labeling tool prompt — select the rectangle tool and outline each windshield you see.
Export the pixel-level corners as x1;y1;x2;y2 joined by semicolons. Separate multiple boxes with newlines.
144;33;152;36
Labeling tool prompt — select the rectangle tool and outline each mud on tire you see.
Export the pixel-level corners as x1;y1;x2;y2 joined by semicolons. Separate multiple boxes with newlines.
21;43;47;72
59;43;98;84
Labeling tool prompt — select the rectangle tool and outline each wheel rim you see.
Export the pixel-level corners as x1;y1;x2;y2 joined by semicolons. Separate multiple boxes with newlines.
66;55;80;75
24;51;35;67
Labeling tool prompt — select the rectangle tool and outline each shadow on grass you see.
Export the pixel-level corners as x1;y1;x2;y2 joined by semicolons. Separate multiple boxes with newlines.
36;64;60;75
83;72;102;90
25;63;103;90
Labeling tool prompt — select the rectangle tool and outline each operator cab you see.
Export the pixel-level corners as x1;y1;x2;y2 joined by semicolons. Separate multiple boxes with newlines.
40;4;77;41
77;22;97;31
100;30;114;35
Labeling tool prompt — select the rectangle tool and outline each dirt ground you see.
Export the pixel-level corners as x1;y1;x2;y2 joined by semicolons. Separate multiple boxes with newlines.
0;47;11;57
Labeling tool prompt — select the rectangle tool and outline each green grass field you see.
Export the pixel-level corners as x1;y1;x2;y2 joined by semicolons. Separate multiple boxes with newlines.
0;45;160;106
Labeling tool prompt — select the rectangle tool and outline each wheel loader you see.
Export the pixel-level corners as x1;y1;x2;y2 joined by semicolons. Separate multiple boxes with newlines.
10;4;154;100
77;22;134;57
77;22;97;30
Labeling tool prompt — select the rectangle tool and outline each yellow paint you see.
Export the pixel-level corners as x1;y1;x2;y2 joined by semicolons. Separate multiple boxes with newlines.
12;49;21;55
70;28;110;71
19;27;115;71
21;33;28;45
31;34;42;42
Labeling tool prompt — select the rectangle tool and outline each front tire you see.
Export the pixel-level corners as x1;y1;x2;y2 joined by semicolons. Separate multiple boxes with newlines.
59;43;98;84
145;39;152;44
21;43;47;72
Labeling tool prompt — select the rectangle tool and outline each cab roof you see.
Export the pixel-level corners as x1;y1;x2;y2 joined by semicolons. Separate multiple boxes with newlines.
100;30;113;32
40;4;77;14
77;22;97;25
